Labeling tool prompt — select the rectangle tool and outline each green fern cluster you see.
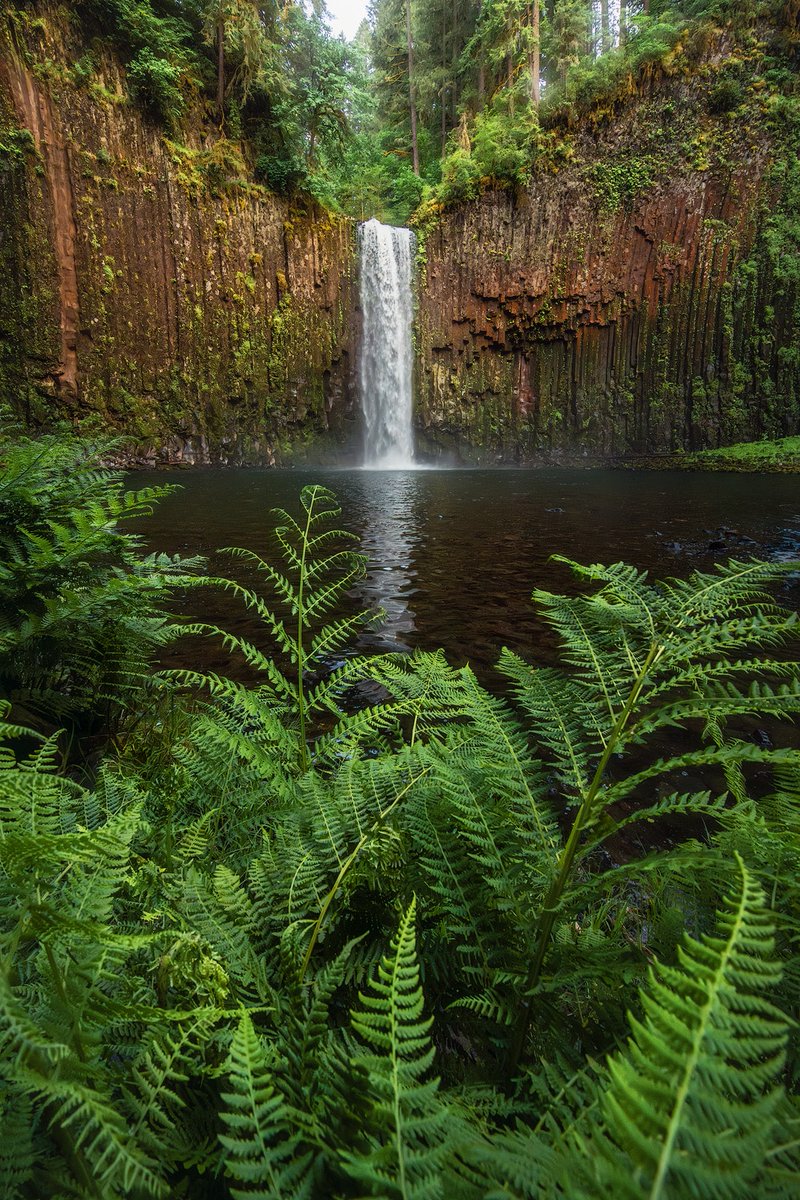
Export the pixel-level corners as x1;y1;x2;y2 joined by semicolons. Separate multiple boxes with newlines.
1;463;798;1198
0;433;201;745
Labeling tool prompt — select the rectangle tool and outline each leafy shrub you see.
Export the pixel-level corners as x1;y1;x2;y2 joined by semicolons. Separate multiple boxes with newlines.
0;126;36;170
388;161;426;217
593;154;658;210
81;0;192;64
127;47;185;127
196;137;248;191
255;151;307;194
436;102;536;206
471;105;535;187
708;75;745;113
438;145;481;204
70;50;97;86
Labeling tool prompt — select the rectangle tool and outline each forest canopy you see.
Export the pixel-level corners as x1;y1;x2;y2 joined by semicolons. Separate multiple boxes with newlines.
48;0;799;221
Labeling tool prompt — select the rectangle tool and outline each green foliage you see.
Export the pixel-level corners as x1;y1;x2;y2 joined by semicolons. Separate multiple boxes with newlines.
0;723;185;1198
170;482;384;774
0;125;36;169
343;899;455;1199
1;468;799;1197
12;0;796;221
422;0;799;214
254;149;306;195
707;75;745;114
127;46;185;126
501;554;800;1062
220;1011;316;1198
81;0;193;64
686;436;800;469
438;146;480;203
592;155;657;211
0;432;200;741
576;857;790;1198
470;105;536;187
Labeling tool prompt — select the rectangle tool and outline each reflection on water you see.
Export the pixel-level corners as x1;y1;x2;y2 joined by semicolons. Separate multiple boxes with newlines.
357;472;417;651
131;468;800;676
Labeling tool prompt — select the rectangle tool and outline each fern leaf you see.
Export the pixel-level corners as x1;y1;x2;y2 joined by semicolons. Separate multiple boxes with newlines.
575;855;791;1199
219;1011;315;1199
343;898;452;1199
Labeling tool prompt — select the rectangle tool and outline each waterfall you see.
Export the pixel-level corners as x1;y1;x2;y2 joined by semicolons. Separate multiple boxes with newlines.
358;218;416;468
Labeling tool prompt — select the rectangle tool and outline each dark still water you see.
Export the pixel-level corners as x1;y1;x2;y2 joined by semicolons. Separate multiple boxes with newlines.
131;468;799;677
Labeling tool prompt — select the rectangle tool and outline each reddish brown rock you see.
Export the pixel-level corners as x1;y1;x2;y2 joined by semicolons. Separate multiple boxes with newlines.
0;6;358;464
416;74;798;461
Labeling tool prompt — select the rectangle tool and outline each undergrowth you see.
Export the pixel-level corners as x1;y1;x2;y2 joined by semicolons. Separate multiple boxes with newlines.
1;438;799;1197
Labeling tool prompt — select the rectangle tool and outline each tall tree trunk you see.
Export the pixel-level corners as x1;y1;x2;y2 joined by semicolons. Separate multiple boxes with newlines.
405;0;419;175
619;0;627;46
216;13;225;122
600;0;610;53
441;87;447;155
441;7;448;154
477;0;486;106
530;1;540;105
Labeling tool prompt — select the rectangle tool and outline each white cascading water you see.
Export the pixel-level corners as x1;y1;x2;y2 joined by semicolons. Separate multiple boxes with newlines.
358;218;416;468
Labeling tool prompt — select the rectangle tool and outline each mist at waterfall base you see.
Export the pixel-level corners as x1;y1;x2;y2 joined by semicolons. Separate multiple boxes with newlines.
358;219;417;469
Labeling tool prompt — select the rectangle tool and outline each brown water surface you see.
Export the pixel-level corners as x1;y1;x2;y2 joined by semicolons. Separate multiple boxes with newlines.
131;467;799;680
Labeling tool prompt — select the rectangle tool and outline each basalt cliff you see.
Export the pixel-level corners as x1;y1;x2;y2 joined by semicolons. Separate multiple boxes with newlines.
0;5;357;464
1;5;798;463
417;29;799;461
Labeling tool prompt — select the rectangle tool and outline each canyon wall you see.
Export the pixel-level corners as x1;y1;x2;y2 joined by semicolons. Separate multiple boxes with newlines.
2;7;797;465
0;6;358;464
417;63;799;461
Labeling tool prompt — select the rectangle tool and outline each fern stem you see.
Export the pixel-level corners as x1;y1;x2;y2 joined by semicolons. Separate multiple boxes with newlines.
18;1049;105;1198
506;639;663;1076
648;855;749;1200
390;965;409;1200
35;935;103;1195
44;943;88;1064
295;491;316;774
299;766;431;983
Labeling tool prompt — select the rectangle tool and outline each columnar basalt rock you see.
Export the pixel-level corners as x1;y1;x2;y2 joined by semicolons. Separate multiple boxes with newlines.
2;7;797;465
416;77;799;462
0;7;358;464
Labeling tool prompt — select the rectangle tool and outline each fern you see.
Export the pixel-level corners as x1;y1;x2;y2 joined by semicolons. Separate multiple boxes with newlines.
0;432;201;744
503;556;800;1070
172;484;381;773
1;467;799;1200
572;855;793;1198
342;898;455;1199
220;1010;316;1200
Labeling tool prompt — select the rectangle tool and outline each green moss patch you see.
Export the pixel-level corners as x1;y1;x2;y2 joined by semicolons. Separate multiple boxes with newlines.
685;436;800;471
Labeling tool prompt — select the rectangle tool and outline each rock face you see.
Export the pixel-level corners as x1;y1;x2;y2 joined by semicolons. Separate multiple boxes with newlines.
2;8;798;465
417;69;799;461
0;6;358;464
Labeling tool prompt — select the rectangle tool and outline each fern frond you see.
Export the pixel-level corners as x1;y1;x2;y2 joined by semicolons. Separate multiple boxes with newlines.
343;898;453;1199
219;1010;316;1199
15;1059;169;1198
574;855;792;1198
0;1080;36;1198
